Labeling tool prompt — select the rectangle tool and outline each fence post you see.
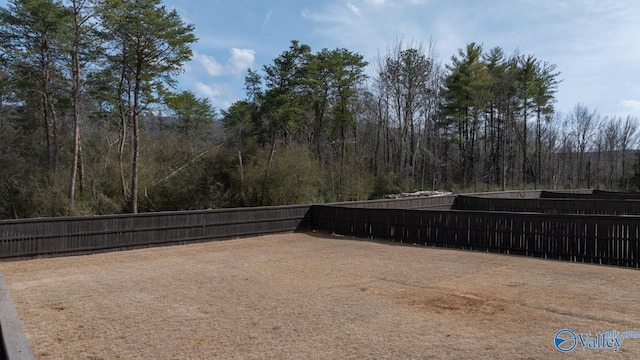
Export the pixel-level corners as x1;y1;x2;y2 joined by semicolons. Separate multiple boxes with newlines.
0;273;35;360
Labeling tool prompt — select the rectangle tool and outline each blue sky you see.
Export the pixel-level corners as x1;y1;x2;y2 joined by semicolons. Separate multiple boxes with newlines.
1;0;639;118
162;0;640;118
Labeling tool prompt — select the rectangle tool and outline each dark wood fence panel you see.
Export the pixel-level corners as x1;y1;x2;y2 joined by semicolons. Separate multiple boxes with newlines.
453;195;640;215
541;190;640;199
311;205;640;268
4;190;639;360
0;205;311;259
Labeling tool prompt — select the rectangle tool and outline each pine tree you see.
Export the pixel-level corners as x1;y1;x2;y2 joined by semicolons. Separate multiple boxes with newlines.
99;0;196;213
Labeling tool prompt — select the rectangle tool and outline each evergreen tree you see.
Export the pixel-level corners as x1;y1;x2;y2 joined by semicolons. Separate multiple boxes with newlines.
163;90;216;140
99;0;196;213
442;43;492;188
0;0;70;170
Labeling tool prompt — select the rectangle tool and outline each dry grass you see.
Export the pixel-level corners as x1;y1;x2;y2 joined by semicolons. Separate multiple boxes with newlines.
2;232;640;359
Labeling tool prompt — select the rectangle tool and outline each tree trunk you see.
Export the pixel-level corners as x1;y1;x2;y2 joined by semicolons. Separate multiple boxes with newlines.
79;141;85;193
69;3;82;209
260;132;277;206
522;101;528;188
118;109;128;198
339;122;346;200
373;98;382;176
40;30;55;171
117;47;129;201
131;65;142;213
238;151;246;205
42;91;53;169
535;107;542;189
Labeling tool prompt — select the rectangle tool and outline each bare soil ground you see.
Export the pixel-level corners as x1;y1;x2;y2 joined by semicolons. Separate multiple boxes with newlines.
2;232;640;359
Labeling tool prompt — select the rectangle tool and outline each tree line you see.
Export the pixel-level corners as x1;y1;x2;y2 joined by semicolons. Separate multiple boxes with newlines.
0;0;638;219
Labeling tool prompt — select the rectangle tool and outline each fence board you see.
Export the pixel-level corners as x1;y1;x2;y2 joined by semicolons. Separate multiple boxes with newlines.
541;190;640;200
0;205;311;259
5;190;640;360
311;205;640;269
0;274;35;360
453;195;640;215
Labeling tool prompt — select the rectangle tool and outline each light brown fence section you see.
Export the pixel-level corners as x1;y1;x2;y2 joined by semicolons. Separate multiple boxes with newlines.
330;194;456;209
331;190;547;210
0;273;35;360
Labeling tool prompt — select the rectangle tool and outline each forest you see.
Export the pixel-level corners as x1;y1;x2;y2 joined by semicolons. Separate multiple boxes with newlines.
1;0;639;219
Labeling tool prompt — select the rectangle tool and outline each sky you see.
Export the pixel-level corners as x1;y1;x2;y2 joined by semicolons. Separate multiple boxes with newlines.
1;0;639;118
159;0;639;118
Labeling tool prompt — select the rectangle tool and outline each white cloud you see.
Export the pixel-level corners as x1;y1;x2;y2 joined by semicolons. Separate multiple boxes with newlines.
262;10;273;29
363;0;426;6
301;3;369;48
195;82;224;98
229;48;256;74
300;1;431;61
194;49;256;77
300;8;330;22
302;2;367;23
347;2;362;18
194;82;235;110
620;100;640;110
195;53;226;76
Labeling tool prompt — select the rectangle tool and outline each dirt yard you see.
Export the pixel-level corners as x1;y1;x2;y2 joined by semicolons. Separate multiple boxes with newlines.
2;232;640;359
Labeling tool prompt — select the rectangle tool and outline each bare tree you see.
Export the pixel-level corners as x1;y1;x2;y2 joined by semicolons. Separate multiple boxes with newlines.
375;38;438;185
619;116;639;190
68;0;96;210
602;118;620;189
570;103;599;187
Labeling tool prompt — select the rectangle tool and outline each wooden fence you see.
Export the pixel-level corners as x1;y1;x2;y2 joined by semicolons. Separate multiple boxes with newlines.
330;190;546;210
0;274;35;360
311;205;640;268
0;190;597;260
0;205;311;259
0;193;468;260
0;189;636;359
541;190;640;200
330;194;456;209
0;188;627;359
453;195;640;215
